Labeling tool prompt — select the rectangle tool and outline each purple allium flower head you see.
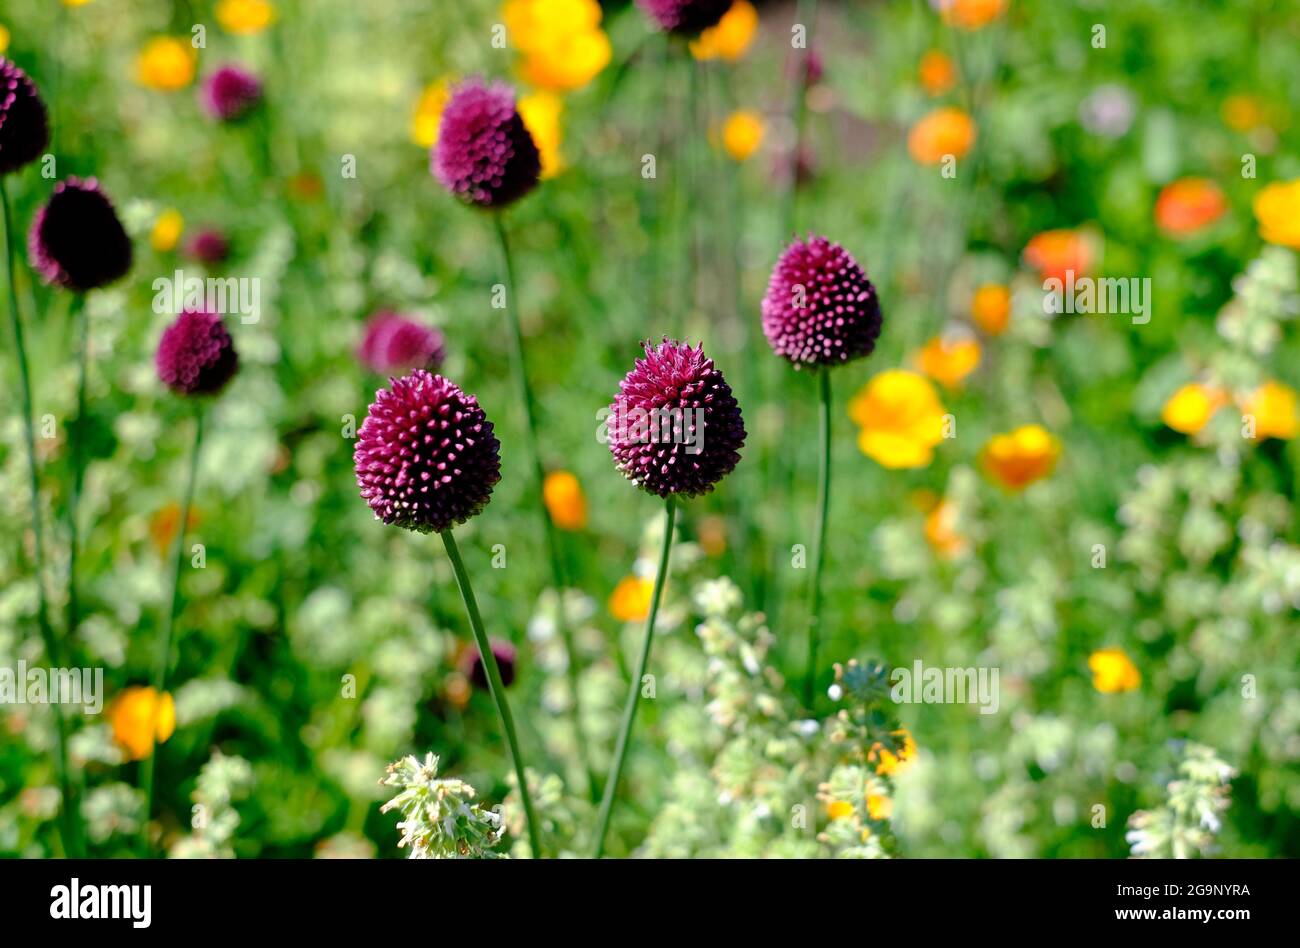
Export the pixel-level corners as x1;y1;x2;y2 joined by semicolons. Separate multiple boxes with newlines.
357;311;446;375
0;58;49;175
607;339;746;498
464;639;517;690
200;65;262;121
354;370;501;534
761;234;882;368
636;0;731;35
29;178;132;292
185;228;231;265
156;309;239;396
432;79;540;209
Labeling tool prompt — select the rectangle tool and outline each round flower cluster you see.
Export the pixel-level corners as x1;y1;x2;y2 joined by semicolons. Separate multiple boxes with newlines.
0;57;49;174
155;309;239;396
636;0;731;36
29;178;133;292
432;79;540;208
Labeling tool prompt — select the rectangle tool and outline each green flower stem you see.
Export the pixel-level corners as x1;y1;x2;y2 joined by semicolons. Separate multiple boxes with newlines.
440;528;543;858
780;0;821;239
493;212;597;801
592;496;677;858
140;404;204;854
66;294;87;649
804;369;832;709
2;175;82;858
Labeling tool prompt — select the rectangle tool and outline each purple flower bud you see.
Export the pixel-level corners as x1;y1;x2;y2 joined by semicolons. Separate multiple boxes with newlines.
607;339;746;498
357;311;446;375
761;234;882;368
0;58;49;175
636;0;731;35
156;309;239;396
200;65;262;121
354;370;501;534
432;79;540;209
185;228;231;265
29;178;132;292
464;639;517;690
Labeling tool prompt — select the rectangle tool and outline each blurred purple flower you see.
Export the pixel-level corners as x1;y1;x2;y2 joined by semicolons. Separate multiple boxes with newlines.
0;57;49;175
185;228;231;265
156;309;239;396
432;79;540;209
357;311;446;375
29;178;132;292
200;65;262;121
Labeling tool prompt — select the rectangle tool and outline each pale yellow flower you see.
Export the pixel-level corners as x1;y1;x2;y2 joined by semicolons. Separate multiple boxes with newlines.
1088;648;1141;693
848;369;947;469
135;37;196;91
150;209;185;253
690;0;759;63
504;0;610;92
217;0;277;35
518;90;565;179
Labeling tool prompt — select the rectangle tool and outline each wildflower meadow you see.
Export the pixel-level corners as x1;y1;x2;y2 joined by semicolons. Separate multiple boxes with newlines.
2;0;1299;883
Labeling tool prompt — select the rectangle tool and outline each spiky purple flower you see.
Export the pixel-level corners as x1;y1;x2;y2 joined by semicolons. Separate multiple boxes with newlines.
636;0;731;35
156;309;239;396
607;339;745;498
432;79;540;209
185;228;231;265
354;370;501;534
29;178;132;292
200;65;262;121
0;58;49;175
761;234;882;368
357;311;446;375
464;639;517;690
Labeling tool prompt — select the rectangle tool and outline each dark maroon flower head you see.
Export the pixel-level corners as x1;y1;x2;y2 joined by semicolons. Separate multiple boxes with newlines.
607;339;746;499
431;79;540;208
358;311;446;375
463;639;517;690
354;370;501;534
761;234;882;368
200;65;262;121
29;178;132;292
185;228;231;265
636;0;731;35
156;309;239;396
0;58;49;175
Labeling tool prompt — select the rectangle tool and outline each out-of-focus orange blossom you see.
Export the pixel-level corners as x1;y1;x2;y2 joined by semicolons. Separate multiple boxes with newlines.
1253;179;1300;249
971;283;1011;335
1023;228;1093;283
848;370;948;470
907;106;975;164
542;470;587;530
1088;648;1141;693
109;687;176;760
939;0;1007;30
135;37;196;91
1239;380;1299;441
1154;177;1227;236
690;0;759;62
609;576;655;622
915;334;981;389
980;424;1060;490
1161;383;1227;436
918;50;957;96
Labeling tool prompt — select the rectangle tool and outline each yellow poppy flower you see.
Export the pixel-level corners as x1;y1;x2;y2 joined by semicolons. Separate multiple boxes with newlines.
1239;380;1299;441
720;110;764;162
150;209;184;253
1253;180;1300;249
109;687;176;761
504;0;610;92
609;576;655;622
980;424;1060;490
690;1;759;62
217;0;277;35
135;37;197;91
542;469;587;530
411;77;454;149
518;90;565;179
848;370;948;469
1161;383;1226;436
1088;648;1140;693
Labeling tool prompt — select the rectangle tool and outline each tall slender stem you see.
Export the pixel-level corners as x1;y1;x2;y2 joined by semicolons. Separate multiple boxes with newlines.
440;528;543;857
140;405;204;853
66;294;87;645
492;212;597;800
592;496;676;858
804;370;832;708
2;175;81;857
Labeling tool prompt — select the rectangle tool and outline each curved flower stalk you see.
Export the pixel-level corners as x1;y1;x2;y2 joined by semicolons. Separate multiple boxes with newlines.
432;79;596;797
381;753;506;859
761;235;883;706
593;339;745;856
140;309;238;853
354;369;541;855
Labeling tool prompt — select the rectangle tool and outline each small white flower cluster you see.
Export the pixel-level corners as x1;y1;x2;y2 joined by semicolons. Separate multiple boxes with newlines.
380;753;506;859
1126;742;1236;859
